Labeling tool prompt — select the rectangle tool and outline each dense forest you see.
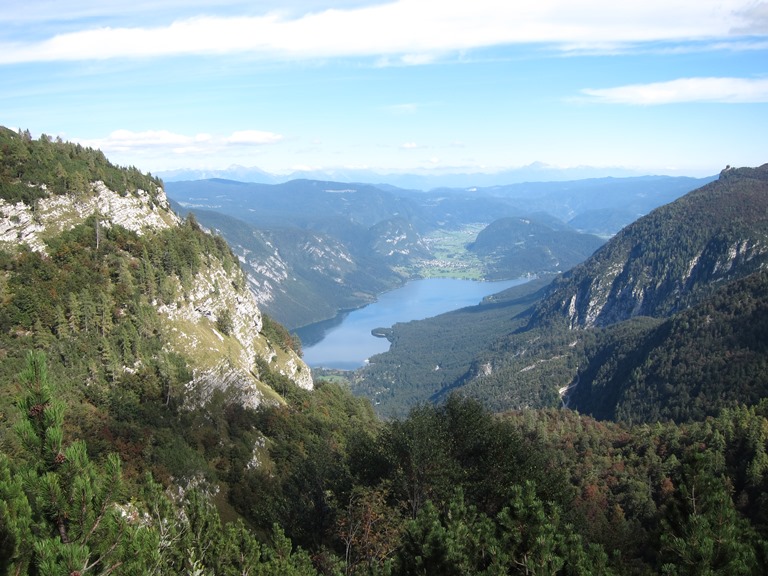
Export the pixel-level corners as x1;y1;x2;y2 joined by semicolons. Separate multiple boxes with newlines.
5;353;768;574
2;130;768;574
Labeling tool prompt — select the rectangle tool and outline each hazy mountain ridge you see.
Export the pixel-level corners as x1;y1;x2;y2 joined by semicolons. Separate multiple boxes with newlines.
158;161;663;190
467;215;605;279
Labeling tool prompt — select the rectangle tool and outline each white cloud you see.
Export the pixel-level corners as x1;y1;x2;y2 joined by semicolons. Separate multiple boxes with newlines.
0;0;763;64
400;142;419;149
225;130;284;145
386;103;418;115
78;128;284;161
581;77;768;104
399;53;437;66
85;129;211;150
732;1;768;34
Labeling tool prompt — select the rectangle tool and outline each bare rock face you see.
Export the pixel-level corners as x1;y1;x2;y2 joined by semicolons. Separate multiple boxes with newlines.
0;182;180;251
159;255;312;409
533;165;768;329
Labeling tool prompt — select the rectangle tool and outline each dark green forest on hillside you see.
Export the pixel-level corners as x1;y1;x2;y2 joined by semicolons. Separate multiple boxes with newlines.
570;267;768;424
6;350;768;574
1;220;767;573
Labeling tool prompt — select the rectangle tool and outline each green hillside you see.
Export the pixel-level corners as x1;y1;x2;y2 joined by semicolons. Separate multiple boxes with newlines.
571;267;768;423
468;215;605;279
533;164;768;328
0;126;161;205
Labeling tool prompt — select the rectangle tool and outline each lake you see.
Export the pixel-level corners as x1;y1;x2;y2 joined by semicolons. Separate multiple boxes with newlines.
296;277;529;369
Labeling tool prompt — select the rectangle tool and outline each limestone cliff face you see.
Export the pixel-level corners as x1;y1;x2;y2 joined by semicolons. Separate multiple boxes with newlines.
0;180;312;406
0;182;179;252
158;254;312;409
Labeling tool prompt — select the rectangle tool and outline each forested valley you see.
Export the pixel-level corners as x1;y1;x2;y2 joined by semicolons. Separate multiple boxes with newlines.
2;128;768;574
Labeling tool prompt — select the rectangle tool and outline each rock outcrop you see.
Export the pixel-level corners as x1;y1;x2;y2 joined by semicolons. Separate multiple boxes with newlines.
0;182;179;252
1;178;312;406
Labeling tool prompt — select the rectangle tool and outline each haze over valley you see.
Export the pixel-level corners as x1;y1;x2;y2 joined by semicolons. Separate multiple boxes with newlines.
166;173;712;330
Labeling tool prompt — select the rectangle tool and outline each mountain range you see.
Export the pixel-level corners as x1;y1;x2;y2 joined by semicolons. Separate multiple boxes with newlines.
166;174;712;329
157;161;656;190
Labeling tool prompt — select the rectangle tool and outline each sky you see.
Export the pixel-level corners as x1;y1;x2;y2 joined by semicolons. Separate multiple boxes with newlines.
1;0;767;179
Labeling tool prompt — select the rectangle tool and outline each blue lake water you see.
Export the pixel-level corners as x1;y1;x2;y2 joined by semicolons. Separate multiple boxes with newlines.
297;277;529;369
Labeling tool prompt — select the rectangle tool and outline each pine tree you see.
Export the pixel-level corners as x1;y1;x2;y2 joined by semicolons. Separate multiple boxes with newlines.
0;454;34;576
67;292;81;333
660;451;760;575
10;350;146;575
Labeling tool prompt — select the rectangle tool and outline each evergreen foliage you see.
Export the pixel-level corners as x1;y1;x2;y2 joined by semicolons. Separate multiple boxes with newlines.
0;127;162;204
1;352;321;575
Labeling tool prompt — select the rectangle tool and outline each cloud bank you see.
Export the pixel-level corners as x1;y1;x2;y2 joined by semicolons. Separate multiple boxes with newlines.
582;77;768;104
0;0;764;64
79;129;285;165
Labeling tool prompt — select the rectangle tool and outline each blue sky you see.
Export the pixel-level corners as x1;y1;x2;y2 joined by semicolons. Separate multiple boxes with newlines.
1;0;767;178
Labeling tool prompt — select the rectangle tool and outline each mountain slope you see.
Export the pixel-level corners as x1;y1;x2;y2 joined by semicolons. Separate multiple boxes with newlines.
170;206;408;329
0;127;311;412
569;267;768;423
532;165;768;329
352;164;768;418
460;164;768;415
468;215;604;279
167;177;427;234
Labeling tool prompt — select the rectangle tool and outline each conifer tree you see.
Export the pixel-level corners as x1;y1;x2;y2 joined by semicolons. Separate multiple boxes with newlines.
660;451;759;575
0;453;34;576
10;350;145;575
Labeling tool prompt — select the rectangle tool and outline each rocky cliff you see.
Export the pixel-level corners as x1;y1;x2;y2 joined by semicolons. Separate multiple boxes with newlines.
0;181;179;251
0;174;312;407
